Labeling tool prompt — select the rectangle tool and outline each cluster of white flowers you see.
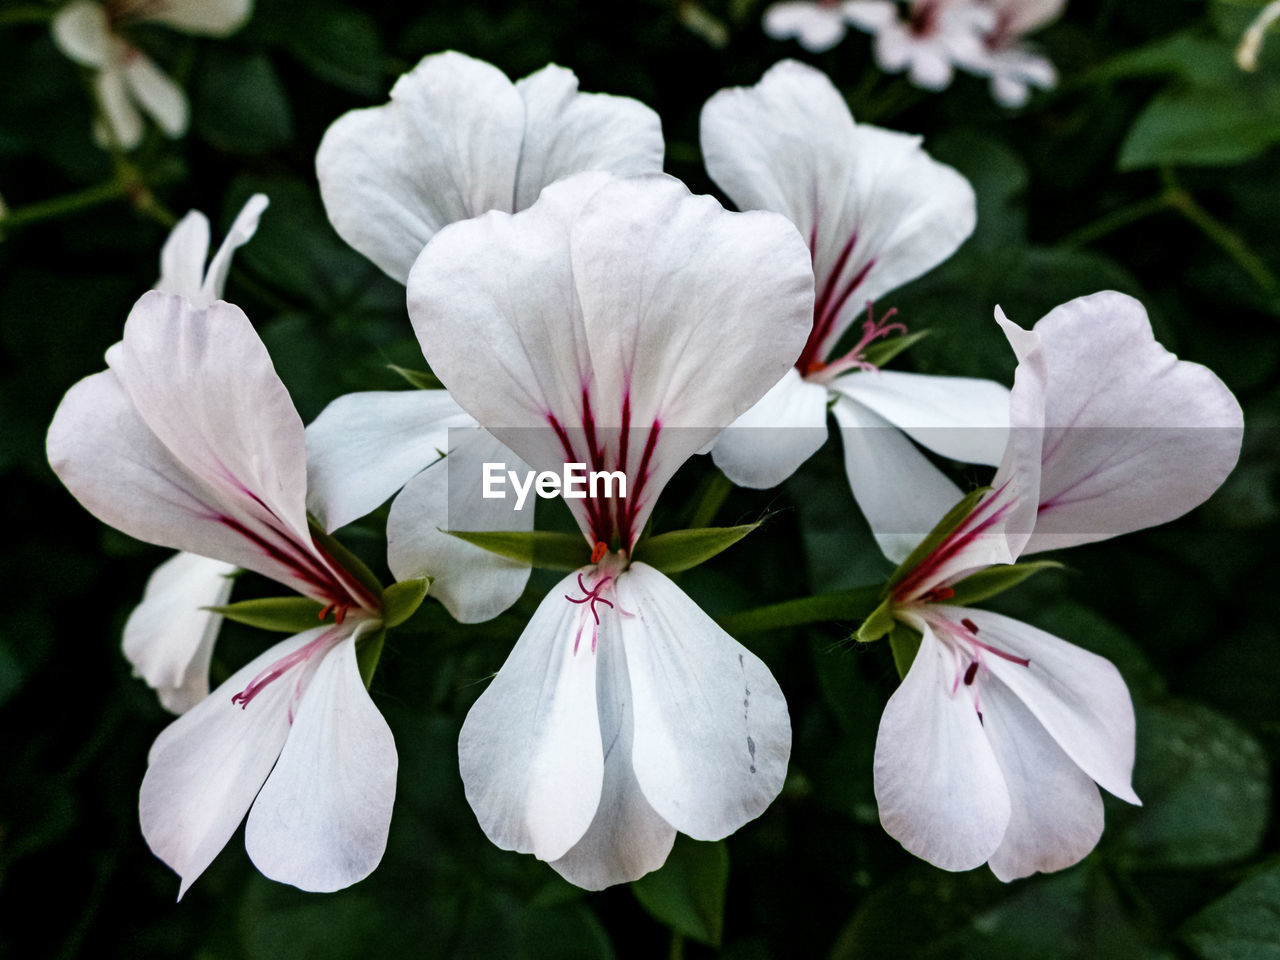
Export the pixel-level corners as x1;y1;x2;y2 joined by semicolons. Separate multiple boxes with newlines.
46;50;1242;898
764;0;1065;107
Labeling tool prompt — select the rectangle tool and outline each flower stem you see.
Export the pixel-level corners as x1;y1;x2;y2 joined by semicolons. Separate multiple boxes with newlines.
668;930;684;960
0;180;128;230
0;5;53;27
1164;181;1278;292
1059;193;1172;249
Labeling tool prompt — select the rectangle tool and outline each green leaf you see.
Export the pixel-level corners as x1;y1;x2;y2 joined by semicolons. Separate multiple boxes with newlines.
1120;85;1280;170
860;329;931;368
193;50;293;155
387;364;444;390
853;595;895;643
444;529;590;571
280;0;384;96
888;621;922;680
308;518;385;601
630;523;758;574
946;561;1065;606
716;585;881;635
355;628;385;689
382;578;430;628
1181;861;1280;960
884;487;990;594
207;596;326;633
631;836;729;946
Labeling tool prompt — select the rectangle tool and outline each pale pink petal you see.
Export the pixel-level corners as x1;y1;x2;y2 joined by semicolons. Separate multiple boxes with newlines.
95;66;143;150
842;0;900;31
199;193;269;303
142;0;252;35
156;211;211;301
123;53;188;137
763;2;848;52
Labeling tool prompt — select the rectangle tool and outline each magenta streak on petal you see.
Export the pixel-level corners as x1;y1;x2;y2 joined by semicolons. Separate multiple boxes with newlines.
548;411;606;544
892;485;1015;602
230;624;343;711
619;415;661;552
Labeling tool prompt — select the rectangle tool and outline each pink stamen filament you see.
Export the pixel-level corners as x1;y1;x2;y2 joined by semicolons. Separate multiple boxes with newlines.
807;302;907;380
566;573;615;654
230;626;342;711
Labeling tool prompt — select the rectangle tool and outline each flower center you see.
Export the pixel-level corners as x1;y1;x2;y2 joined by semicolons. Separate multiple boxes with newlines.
805;301;908;383
563;551;633;654
929;614;1030;724
230;622;351;721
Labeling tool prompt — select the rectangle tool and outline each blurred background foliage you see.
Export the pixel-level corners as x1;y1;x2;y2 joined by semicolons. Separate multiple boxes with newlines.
1;0;1278;957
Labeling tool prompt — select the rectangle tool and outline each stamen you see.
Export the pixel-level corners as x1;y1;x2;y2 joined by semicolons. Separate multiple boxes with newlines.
963;661;979;686
961;618;979;634
230;628;342;710
591;541;608;564
921;586;955;603
806;301;908;380
565;573;615;654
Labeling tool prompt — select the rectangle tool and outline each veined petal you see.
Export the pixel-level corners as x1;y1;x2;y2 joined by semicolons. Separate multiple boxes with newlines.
550;613;675;889
156;211;212;300
139;628;319;898
831;369;1009;466
123;53;188;137
711;366;831;489
618;563;790;841
831;395;964;564
762;2;849;52
199;193;269;303
458;572;605;861
513;64;663;210
110;292;311;547
873;619;1010;871
305;389;473;533
123;551;236;714
700;60;975;361
387;428;533;624
245;628;397;893
316;51;526;283
142;0;252;35
95;65;144;151
981;683;1105;881
52;1;111;68
947;607;1140;805
1006;292;1243;554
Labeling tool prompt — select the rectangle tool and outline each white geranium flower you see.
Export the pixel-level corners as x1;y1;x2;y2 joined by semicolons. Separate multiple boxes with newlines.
845;0;994;90
872;291;1243;879
974;0;1065;107
702;61;1009;560
51;0;251;149
47;291;396;896
404;171;814;889
316;50;664;284
762;0;870;52
121;194;267;714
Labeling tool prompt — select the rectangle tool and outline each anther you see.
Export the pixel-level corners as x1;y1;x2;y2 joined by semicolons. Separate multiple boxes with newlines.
591;541;608;564
961;618;979;634
963;661;979;686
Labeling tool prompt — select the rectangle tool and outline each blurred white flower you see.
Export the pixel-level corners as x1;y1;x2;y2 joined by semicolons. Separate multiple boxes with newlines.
1236;0;1280;71
845;0;994;91
51;0;251;150
973;0;1064;107
762;0;866;52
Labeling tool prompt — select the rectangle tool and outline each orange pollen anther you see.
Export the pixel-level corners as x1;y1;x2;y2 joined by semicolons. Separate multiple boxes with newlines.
591;541;608;564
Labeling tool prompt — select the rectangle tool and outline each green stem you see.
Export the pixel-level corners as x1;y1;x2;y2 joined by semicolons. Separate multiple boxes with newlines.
1166;185;1278;292
0;180;127;230
716;585;881;636
1059;193;1172;249
668;930;684;960
689;469;733;529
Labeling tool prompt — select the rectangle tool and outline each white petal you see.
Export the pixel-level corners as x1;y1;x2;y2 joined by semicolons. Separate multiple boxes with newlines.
991;0;1065;37
199;192;269;303
123;551;236;714
245;630;397;893
830;395;964;564
991;73;1031;108
711;368;830;489
123;53;188;137
762;2;848;52
981;684;1105;881
618;564;790;841
947;607;1140;805
908;43;955;91
96;66;143;150
550;614;676;889
155;210;211;301
143;0;252;35
387;428;533;624
832;369;1009;466
873;620;1010;871
842;0;900;31
458;572;605;861
139;628;319;898
1007;292;1244;554
513;64;663;210
700;61;975;362
304;389;473;533
52;1;110;67
316;51;525;283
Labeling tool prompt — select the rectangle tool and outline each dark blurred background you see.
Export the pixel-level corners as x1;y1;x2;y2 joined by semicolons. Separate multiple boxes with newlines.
1;0;1277;956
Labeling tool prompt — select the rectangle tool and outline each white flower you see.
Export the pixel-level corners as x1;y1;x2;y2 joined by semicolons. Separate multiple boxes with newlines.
872;291;1243;879
47;291;396;896
316;50;664;284
763;0;870;52
51;0;251;150
702;61;1009;561
121;194;268;714
845;0;995;90
403;171;814;889
974;0;1065;107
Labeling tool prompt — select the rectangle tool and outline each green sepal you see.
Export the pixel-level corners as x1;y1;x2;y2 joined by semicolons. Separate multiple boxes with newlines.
444;529;591;571
716;585;880;636
307;517;385;601
884;486;990;595
630;523;758;574
381;577;431;628
206;596;327;632
860;329;931;369
355;627;386;690
387;364;444;390
854;595;896;643
889;621;923;680
946;560;1065;606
